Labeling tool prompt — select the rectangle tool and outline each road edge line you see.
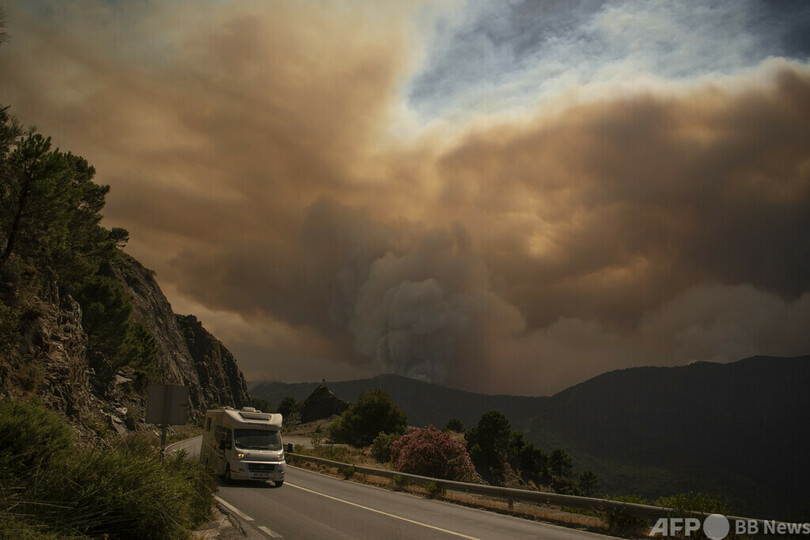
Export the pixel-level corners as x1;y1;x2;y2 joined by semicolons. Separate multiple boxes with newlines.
257;525;282;538
215;495;255;522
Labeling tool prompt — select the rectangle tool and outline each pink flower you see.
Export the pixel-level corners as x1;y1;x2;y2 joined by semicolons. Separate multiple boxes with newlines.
390;426;481;483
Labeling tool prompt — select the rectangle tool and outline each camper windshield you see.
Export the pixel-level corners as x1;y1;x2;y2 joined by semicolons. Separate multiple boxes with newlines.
233;429;282;451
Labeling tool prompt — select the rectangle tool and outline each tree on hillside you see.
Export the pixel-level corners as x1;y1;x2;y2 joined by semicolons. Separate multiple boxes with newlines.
0;108;159;391
508;431;549;484
277;397;298;418
251;397;272;413
329;389;406;447
465;410;511;477
550;448;573;478
0;127;129;291
444;418;464;432
577;470;599;496
549;447;577;493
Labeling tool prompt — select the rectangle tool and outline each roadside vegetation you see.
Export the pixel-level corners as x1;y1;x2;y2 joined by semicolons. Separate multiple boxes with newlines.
0;104;159;394
288;391;738;538
390;425;480;483
0;399;216;539
329;389;407;446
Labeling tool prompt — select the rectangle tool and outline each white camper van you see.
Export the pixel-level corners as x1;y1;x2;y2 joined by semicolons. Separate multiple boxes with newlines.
200;407;286;486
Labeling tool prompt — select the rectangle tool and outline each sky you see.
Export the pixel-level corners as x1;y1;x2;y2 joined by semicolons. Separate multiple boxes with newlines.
1;0;809;396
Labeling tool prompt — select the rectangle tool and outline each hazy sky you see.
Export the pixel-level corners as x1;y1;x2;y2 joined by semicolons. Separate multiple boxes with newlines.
2;0;809;395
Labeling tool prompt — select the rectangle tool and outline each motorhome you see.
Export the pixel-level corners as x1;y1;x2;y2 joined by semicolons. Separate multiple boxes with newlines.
200;407;286;486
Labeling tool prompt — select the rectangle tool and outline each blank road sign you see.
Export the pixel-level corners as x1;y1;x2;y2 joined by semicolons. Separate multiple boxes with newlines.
146;384;189;425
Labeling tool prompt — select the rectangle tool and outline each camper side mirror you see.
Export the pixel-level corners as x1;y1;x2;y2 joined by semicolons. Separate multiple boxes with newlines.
219;440;231;450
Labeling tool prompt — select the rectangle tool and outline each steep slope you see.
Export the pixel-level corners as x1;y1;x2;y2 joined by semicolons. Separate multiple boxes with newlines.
526;355;810;519
176;314;250;410
1;252;252;435
108;255;250;419
0;271;95;424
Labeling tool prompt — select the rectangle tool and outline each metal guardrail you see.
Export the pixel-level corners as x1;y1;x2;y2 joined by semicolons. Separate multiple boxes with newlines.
286;451;790;530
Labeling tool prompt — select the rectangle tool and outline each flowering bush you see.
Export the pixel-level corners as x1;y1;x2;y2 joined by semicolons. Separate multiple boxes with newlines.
390;426;481;483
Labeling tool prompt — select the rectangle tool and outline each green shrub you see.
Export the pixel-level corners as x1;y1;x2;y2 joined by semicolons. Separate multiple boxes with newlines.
655;492;730;516
29;436;215;539
577;470;599;496
371;432;399;463
304;444;352;462
0;402;216;539
0;399;73;475
391;473;407;491
277;397;298;418
0;516;76;540
424;481;445;499
340;465;356;479
655;492;731;539
250;397;272;413
444;418;464;432
605;495;650;535
330;389;406;447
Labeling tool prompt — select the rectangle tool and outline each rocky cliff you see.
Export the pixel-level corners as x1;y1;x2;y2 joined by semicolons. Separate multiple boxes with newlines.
176;314;250;410
106;254;250;420
0;269;94;423
1;252;252;434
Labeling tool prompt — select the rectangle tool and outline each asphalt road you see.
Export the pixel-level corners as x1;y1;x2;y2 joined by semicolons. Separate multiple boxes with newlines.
165;435;202;459
170;436;616;539
219;466;618;540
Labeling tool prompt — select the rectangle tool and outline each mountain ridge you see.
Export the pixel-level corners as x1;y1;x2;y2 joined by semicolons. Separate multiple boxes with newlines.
250;355;810;519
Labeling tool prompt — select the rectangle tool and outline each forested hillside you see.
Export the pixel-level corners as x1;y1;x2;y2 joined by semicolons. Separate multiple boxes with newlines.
254;355;810;520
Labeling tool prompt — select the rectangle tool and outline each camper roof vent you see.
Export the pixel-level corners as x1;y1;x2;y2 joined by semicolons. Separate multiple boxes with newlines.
238;411;275;421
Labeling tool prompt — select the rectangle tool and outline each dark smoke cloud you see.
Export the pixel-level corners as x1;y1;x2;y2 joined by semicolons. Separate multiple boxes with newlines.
1;2;808;394
349;225;524;388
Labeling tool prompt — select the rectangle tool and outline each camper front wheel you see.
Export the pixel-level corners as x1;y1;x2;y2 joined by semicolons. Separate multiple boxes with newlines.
274;480;283;487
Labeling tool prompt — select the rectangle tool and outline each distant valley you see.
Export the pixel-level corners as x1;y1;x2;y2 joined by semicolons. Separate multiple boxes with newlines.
251;355;810;520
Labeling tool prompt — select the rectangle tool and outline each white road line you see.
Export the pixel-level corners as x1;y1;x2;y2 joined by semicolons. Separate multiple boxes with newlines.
214;495;254;522
258;525;283;538
285;482;481;540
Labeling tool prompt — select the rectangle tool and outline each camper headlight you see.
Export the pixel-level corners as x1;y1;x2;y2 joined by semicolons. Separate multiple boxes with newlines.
237;453;246;459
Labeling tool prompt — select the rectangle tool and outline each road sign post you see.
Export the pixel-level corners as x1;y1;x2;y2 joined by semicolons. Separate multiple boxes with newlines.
146;384;189;461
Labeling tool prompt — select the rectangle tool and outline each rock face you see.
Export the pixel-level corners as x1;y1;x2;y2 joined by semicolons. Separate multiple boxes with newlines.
176;314;250;410
1;252;252;431
0;279;93;420
107;255;251;420
299;384;348;423
0;268;128;445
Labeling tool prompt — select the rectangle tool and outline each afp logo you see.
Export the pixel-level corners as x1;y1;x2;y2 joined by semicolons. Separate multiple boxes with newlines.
650;515;730;540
